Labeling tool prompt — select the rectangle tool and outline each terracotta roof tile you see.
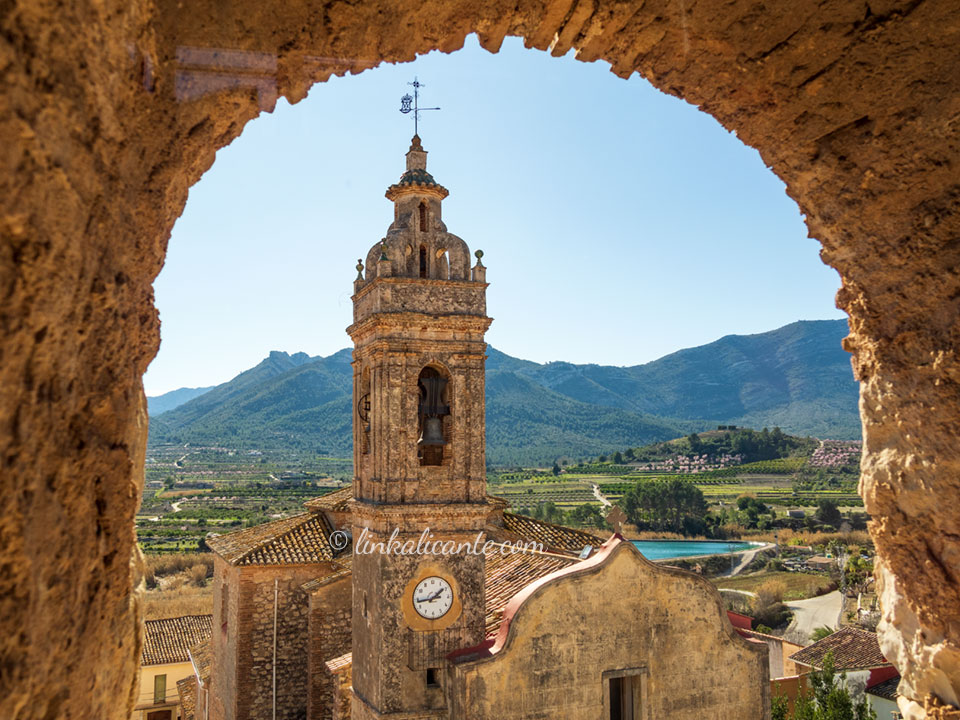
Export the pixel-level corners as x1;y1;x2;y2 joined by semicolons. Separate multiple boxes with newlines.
303;486;353;512
190;639;212;684
484;545;580;636
206;512;342;566
177;676;197;720
789;627;889;670
866;675;900;701
497;513;604;554
141;615;212;666
325;652;353;673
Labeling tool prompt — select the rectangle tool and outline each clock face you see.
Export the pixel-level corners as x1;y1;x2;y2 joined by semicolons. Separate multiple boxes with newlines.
412;576;454;619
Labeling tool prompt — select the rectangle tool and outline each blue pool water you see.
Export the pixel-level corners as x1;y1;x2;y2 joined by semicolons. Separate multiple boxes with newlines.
631;540;755;560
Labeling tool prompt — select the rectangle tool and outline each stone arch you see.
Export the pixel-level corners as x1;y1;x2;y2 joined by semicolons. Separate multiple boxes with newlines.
445;234;471;281
3;2;960;719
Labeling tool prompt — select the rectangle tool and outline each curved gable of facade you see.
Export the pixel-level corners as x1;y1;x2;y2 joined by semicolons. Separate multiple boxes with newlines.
448;536;770;720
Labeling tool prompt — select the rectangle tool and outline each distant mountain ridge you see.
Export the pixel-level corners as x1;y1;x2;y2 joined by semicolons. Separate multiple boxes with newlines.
148;319;859;465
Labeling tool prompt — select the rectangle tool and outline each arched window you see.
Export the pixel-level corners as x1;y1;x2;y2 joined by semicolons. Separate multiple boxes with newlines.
419;245;428;278
419;201;428;231
417;367;449;467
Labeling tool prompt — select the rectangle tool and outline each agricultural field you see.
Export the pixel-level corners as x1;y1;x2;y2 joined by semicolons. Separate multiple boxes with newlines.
712;571;837;601
138;444;351;553
487;433;865;532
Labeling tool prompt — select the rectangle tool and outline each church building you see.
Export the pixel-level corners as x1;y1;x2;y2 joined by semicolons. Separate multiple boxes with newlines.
176;136;771;720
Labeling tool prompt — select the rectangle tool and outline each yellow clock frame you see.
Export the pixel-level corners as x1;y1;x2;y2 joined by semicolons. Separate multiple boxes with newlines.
401;563;463;632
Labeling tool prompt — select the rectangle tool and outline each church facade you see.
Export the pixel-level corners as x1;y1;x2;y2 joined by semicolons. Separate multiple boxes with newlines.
179;137;771;720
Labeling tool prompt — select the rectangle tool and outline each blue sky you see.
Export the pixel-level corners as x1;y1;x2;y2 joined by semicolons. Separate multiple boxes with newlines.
143;35;844;396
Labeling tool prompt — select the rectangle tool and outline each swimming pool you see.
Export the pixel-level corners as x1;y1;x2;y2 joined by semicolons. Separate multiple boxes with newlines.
631;540;756;560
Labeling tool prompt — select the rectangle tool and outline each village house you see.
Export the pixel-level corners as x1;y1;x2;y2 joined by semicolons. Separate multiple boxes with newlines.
789;626;901;718
137;615;212;720
174;136;772;719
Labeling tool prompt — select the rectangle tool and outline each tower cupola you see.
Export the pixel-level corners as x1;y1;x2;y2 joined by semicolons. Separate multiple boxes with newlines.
358;137;481;285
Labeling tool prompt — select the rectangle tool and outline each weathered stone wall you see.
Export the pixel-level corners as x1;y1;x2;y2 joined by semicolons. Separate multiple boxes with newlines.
449;540;770;719
307;575;353;720
2;0;960;718
232;565;325;720
211;558;241;720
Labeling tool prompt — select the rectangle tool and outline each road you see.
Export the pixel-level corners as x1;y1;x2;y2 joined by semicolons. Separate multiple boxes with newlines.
591;484;612;507
784;590;842;645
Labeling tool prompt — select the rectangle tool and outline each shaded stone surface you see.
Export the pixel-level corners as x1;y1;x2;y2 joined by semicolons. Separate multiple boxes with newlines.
1;0;959;718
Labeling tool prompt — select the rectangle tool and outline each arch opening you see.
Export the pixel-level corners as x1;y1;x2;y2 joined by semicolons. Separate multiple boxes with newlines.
3;5;959;720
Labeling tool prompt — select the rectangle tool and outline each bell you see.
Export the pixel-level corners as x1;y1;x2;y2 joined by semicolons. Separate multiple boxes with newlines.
418;416;446;447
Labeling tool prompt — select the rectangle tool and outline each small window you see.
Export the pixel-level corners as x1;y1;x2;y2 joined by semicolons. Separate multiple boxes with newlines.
419;202;428;231
419;245;428;278
153;673;167;704
146;711;172;720
426;668;440;688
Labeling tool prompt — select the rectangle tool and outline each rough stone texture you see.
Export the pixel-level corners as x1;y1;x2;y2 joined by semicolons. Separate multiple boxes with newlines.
449;538;770;719
307;574;353;720
210;559;329;720
2;0;960;718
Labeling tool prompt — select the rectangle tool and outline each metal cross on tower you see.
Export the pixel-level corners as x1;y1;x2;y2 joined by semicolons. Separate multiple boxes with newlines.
399;77;440;135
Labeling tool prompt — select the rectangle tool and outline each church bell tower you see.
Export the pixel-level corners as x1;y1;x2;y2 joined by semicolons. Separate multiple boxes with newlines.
347;135;491;718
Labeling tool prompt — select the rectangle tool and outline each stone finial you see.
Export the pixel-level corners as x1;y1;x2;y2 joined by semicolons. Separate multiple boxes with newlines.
379;240;388;261
471;249;486;283
406;135;427;172
356;259;364;280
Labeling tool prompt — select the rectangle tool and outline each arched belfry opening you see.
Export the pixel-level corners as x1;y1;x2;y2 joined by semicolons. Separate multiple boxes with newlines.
419;244;428;278
417;366;450;466
419;201;428;232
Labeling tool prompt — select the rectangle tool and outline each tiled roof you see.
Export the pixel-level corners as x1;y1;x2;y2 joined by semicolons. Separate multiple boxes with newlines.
177;676;197;720
206;512;342;566
301;559;353;593
303;486;353;512
498;512;604;554
190;639;212;684
789;627;889;670
866;676;900;701
484;546;579;636
141;615;212;666
303;486;509;513
326;652;353;673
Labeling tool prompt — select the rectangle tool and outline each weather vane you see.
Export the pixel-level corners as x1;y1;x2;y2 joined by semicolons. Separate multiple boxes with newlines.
399;77;439;136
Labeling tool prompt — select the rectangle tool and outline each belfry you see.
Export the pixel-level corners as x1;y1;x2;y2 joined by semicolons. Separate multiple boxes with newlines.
348;134;492;718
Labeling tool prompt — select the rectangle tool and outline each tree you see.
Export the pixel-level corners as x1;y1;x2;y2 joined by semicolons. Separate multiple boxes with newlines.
771;694;790;720
568;503;605;529
687;433;703;452
621;478;708;535
811;626;835;642
612;451;623;464
816;499;843;528
791;652;877;720
844;555;874;595
551;461;561;476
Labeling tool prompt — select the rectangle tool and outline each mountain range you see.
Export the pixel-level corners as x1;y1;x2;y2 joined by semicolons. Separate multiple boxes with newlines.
148;319;860;465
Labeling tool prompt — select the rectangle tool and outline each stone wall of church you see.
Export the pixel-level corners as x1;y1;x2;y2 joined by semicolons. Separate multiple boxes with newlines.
211;558;241;720
307;574;353;720
231;565;329;720
449;541;770;720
